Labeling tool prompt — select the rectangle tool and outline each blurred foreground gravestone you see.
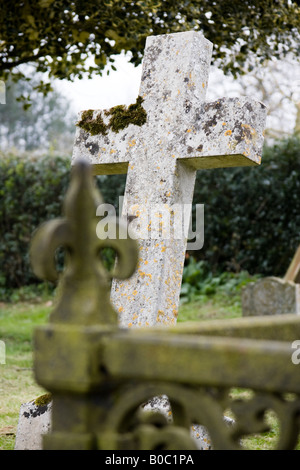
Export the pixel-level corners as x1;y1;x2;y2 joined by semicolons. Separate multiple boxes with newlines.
28;160;300;450
242;245;300;317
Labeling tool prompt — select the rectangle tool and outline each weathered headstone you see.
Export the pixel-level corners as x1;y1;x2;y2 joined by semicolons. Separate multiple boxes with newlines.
73;30;266;448
242;245;300;316
16;31;267;450
72;30;267;329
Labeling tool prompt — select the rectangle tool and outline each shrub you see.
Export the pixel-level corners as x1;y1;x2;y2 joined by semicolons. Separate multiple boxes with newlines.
0;154;126;297
0;155;70;294
180;257;260;304
191;136;300;277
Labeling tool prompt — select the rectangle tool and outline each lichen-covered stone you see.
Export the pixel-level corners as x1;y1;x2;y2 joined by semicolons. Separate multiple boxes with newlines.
72;31;267;329
242;277;300;316
242;246;300;317
76;96;147;136
77;109;107;136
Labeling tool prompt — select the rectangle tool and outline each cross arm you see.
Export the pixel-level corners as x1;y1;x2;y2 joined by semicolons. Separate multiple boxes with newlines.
179;97;267;169
72;110;145;175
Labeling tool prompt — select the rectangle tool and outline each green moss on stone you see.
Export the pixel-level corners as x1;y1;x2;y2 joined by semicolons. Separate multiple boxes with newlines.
108;96;147;133
34;393;52;407
77;109;107;136
76;96;147;136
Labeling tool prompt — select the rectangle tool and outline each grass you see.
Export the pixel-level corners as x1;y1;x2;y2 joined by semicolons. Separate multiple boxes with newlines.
0;299;51;450
178;294;241;323
0;279;299;450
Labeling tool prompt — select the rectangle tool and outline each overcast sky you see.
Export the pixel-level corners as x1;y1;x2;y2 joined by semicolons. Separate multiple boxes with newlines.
56;54;143;115
55;52;298;138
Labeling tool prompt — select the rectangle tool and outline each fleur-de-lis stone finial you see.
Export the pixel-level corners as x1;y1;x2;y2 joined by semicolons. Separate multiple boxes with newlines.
30;160;138;326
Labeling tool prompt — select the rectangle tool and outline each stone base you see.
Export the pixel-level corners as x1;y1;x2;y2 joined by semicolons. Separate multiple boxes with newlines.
242;277;300;317
14;394;52;450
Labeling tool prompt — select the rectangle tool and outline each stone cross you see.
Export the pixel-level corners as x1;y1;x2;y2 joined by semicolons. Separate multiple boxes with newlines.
72;31;267;328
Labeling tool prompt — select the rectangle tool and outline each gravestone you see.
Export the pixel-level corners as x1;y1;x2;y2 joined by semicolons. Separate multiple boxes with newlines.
242;245;300;316
14;395;52;450
72;30;266;449
15;31;267;450
72;30;267;329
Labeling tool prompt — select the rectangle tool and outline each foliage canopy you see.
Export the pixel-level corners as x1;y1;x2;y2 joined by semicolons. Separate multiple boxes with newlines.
0;1;299;97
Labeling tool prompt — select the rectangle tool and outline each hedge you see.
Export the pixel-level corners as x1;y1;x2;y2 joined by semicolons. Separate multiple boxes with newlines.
192;136;300;276
0;154;125;294
0;136;299;295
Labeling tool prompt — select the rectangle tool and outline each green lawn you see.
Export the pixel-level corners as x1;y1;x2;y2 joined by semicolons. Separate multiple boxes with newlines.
0;286;299;450
0;300;51;450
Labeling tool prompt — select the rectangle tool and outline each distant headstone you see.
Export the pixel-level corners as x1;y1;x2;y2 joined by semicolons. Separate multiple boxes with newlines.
0;340;5;364
0;80;5;105
242;277;300;316
242;246;300;317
